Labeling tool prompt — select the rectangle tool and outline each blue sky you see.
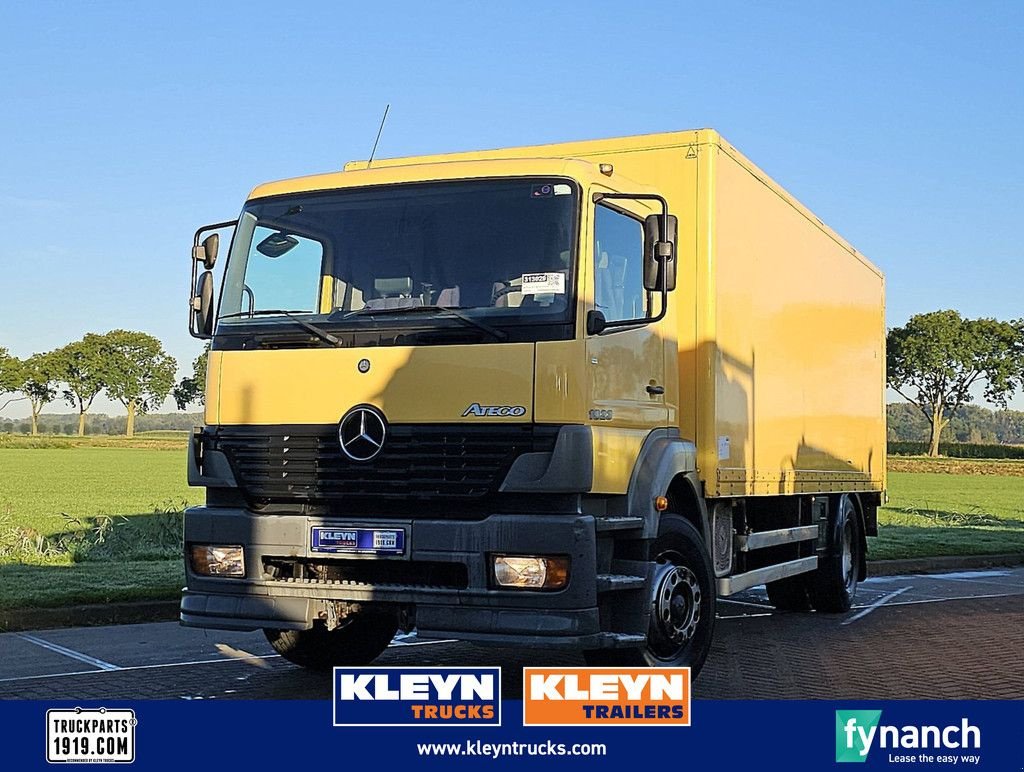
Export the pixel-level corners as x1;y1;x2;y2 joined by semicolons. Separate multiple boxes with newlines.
0;0;1021;415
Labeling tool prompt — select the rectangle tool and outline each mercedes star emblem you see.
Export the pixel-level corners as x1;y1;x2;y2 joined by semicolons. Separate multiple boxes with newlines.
338;405;387;462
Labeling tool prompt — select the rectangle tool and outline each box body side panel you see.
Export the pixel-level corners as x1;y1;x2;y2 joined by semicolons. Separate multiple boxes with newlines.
710;145;886;497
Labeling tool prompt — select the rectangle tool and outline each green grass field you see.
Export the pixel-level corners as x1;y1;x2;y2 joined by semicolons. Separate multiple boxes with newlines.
874;471;1024;559
0;441;1022;611
0;446;199;537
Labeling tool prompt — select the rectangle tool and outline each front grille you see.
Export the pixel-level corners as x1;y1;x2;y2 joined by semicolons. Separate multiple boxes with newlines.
263;557;468;590
213;424;559;504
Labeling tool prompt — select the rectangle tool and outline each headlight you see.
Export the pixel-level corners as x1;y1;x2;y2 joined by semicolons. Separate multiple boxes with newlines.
190;545;245;577
492;555;569;590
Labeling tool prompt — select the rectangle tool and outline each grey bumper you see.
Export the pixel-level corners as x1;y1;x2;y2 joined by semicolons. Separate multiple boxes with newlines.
180;507;602;646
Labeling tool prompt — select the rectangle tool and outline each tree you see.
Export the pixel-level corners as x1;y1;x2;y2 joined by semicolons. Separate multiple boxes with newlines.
55;334;111;436
887;311;1024;456
173;347;209;410
19;352;59;435
0;347;25;413
102;330;177;437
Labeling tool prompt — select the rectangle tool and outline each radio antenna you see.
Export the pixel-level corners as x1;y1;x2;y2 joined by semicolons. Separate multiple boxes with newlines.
366;104;390;168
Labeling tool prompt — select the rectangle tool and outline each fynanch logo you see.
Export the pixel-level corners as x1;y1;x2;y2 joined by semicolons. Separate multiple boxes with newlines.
835;710;982;763
462;403;527;418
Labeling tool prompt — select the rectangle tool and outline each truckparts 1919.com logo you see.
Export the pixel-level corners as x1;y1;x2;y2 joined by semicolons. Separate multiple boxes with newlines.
333;667;501;727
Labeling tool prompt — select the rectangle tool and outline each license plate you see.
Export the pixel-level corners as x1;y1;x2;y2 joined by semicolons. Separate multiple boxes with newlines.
311;527;405;555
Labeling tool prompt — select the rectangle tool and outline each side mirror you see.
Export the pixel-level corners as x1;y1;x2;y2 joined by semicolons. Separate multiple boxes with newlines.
643;214;678;292
189;220;235;339
586;309;607;335
192;271;215;338
194;233;220;270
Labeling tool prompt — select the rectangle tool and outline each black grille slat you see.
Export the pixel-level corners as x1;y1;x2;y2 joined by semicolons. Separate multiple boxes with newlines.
263;557;469;589
215;424;558;504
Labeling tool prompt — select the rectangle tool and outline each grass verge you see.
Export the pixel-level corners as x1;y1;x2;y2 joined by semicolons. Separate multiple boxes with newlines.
0;560;183;610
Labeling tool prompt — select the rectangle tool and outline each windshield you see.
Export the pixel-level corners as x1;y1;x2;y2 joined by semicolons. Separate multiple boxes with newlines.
218;178;578;342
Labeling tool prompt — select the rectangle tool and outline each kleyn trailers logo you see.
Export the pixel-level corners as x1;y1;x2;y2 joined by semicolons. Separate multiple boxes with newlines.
333;667;501;727
835;710;981;764
523;668;690;726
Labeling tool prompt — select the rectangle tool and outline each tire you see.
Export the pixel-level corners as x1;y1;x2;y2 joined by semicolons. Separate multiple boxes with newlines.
584;515;716;677
808;494;862;613
765;575;811;611
264;611;399;670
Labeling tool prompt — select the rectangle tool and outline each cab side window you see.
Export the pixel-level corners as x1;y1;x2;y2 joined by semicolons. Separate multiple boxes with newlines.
593;205;645;323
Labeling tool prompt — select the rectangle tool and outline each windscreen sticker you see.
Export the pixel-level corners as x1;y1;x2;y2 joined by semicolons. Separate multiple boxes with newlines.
520;272;566;295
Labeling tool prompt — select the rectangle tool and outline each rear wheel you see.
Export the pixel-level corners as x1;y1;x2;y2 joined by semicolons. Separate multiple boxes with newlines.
808;494;862;613
264;611;398;670
584;516;716;677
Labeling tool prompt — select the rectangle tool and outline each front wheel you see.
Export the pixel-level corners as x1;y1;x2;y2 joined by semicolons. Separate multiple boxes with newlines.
264;610;398;670
584;516;716;677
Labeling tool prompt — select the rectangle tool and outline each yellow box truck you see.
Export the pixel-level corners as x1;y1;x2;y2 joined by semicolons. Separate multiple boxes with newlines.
183;129;885;676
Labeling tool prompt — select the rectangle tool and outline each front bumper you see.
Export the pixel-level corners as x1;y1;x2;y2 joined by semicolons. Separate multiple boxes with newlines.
180;507;603;646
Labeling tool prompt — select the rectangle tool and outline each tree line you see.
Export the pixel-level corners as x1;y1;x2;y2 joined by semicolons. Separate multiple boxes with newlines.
887;402;1024;445
0;332;205;438
0;411;203;436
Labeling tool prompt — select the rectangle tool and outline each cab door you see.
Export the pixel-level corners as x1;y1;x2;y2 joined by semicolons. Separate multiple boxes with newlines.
586;203;668;444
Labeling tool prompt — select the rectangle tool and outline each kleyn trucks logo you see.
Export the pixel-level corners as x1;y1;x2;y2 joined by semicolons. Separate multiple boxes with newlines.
333;667;501;727
835;710;982;764
523;668;690;726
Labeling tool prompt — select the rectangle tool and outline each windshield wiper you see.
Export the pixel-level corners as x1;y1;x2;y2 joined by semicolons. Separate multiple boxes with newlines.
339;305;507;341
219;309;343;347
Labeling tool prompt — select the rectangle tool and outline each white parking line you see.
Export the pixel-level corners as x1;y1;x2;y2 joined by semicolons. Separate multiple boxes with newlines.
865;591;1019;609
15;633;119;671
0;636;461;686
0;653;282;685
842;587;911;625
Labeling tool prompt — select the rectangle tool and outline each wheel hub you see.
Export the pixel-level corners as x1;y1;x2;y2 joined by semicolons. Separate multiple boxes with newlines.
652;562;701;647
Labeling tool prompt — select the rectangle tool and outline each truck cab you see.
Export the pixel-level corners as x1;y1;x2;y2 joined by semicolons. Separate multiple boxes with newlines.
183;156;701;669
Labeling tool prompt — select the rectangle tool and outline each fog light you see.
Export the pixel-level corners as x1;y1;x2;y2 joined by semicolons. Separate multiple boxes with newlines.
191;545;245;577
493;555;569;590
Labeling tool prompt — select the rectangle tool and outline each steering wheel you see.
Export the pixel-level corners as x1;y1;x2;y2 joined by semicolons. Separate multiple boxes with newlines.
491;280;518;306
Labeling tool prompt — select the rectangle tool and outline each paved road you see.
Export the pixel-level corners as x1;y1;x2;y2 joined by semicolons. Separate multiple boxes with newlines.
2;568;1022;700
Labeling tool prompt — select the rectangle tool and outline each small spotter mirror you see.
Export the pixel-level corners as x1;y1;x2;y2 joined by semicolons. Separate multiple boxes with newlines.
257;232;299;258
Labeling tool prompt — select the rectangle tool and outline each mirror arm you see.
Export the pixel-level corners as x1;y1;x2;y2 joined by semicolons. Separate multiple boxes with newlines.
595;257;669;333
592;191;670;224
192;220;239;253
590;189;672;335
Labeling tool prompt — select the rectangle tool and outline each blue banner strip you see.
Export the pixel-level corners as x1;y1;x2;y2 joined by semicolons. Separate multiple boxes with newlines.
3;699;1019;770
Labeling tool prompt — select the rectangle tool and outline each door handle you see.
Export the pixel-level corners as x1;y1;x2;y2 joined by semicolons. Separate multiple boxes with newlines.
646;384;665;395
